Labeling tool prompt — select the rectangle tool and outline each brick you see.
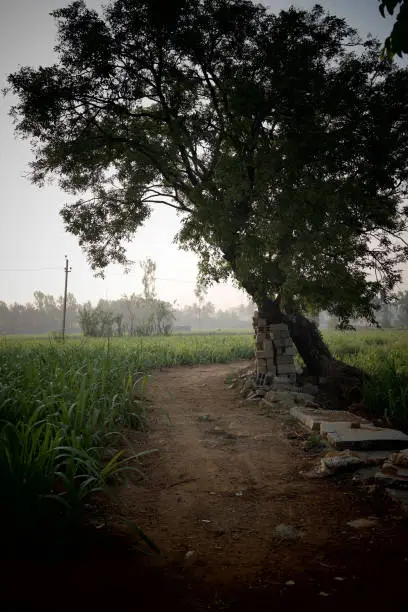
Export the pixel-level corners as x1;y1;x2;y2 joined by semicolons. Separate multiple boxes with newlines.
266;358;276;371
256;350;274;359
277;364;296;375
257;362;267;374
275;355;294;364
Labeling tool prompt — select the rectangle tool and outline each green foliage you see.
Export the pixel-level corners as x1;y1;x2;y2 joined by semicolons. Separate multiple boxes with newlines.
78;302;124;336
379;0;408;57
5;1;408;327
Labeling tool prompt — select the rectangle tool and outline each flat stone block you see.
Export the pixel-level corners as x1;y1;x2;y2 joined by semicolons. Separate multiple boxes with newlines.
324;422;408;451
263;339;273;351
266;358;275;371
275;355;294;364
273;338;292;348
353;450;391;462
290;407;368;433
277;364;296;375
268;323;288;331
255;350;274;359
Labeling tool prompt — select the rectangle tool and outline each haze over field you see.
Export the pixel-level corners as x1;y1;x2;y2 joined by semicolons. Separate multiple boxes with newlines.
0;0;402;307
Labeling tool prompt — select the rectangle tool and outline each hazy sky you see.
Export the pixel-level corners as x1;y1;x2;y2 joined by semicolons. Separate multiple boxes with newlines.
0;0;399;307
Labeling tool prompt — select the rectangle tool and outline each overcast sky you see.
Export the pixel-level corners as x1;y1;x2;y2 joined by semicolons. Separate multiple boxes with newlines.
0;0;399;307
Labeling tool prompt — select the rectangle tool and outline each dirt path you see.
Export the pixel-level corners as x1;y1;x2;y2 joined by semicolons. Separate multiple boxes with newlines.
115;362;408;609
2;362;408;611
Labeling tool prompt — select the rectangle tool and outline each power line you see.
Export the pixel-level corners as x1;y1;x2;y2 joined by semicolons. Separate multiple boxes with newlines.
0;267;62;272
105;273;195;283
0;267;196;283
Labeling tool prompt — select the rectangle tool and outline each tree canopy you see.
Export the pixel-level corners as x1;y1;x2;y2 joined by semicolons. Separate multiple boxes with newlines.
379;1;408;57
6;0;408;327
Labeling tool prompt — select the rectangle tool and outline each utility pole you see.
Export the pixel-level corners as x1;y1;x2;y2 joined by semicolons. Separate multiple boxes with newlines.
62;255;72;341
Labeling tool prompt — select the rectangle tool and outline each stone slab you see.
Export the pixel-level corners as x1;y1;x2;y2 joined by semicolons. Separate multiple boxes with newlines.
353;450;391;462
324;422;408;451
289;406;365;433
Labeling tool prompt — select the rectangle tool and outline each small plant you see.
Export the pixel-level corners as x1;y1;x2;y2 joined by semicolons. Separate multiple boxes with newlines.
304;434;327;453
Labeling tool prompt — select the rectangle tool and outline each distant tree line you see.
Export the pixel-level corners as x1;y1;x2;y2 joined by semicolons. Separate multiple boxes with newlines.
321;291;408;330
0;293;255;336
0;291;79;335
2;286;407;336
0;259;256;336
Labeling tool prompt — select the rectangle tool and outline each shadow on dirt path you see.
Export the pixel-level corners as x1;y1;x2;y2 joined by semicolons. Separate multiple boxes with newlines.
2;361;408;611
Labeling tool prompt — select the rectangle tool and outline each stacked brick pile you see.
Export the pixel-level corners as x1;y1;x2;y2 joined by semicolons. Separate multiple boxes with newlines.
253;312;297;383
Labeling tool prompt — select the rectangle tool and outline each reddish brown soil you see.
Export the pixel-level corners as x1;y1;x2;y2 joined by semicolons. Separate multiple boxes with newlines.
2;361;408;611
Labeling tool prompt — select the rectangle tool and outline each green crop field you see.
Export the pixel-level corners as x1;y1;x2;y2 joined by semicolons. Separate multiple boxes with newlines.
1;329;408;552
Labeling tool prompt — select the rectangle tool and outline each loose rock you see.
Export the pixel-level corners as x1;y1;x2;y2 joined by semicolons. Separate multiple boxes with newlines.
185;550;196;560
274;524;302;541
320;450;364;474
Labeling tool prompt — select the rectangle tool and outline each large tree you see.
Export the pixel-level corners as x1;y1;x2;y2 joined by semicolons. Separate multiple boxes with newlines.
5;0;408;376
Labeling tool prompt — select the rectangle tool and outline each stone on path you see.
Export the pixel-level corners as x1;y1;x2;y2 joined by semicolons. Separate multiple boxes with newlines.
389;448;408;467
274;524;302;541
320;451;364;474
323;422;408;451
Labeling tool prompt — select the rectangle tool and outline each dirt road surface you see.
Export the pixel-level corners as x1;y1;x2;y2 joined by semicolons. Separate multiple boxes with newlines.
2;362;408;611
